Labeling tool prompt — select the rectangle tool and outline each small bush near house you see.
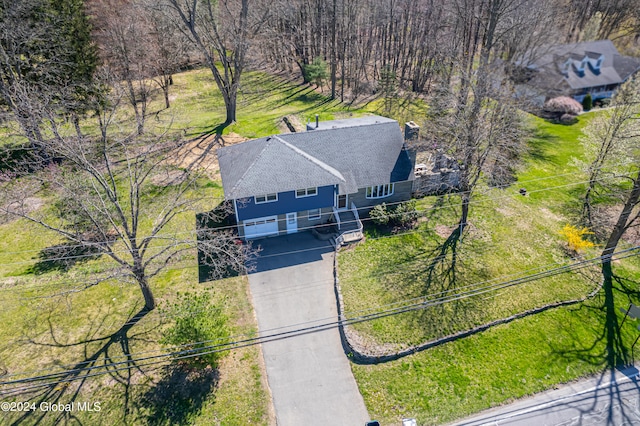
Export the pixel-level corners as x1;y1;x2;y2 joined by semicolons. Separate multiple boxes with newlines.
582;93;593;111
370;201;419;228
369;203;390;225
392;200;419;226
160;292;230;368
559;224;595;254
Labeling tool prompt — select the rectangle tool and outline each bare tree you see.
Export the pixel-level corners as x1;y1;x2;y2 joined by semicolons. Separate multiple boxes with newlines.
143;0;194;109
578;78;640;228
578;78;640;257
429;71;527;237
0;77;250;311
92;0;155;135
0;0;97;151
166;0;261;125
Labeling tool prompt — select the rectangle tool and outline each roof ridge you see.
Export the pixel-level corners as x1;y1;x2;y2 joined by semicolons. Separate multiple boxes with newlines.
272;135;346;182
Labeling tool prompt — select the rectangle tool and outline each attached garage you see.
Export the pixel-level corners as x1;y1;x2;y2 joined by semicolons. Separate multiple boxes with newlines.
243;216;279;239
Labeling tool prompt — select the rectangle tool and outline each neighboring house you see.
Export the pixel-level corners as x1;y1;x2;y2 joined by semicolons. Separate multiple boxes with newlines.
513;40;640;105
217;115;417;240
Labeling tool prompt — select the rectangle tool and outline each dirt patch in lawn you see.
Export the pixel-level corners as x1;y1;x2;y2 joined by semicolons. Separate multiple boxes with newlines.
150;169;187;186
169;132;246;180
277;115;305;133
496;207;515;217
1;196;44;224
435;224;455;238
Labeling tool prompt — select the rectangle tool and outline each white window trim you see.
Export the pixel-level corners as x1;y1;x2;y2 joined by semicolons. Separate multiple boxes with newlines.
295;187;318;198
366;183;395;199
255;193;278;204
308;209;321;220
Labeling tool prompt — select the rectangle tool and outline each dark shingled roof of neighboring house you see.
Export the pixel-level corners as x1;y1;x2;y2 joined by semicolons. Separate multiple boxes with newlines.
217;116;414;200
522;40;640;94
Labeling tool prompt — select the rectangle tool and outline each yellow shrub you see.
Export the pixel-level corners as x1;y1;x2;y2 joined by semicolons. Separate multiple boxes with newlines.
559;224;595;253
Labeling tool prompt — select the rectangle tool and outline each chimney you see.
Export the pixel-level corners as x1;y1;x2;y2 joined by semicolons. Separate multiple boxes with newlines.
404;121;419;142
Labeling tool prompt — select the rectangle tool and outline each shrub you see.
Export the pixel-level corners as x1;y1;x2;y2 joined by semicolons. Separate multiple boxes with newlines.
369;203;390;225
303;57;328;88
160;292;229;368
559;224;595;253
543;96;583;115
392;200;419;226
582;93;592;111
370;201;419;228
560;113;578;124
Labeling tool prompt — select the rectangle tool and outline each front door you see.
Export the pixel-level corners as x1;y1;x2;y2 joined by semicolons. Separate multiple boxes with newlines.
286;212;298;234
336;194;348;210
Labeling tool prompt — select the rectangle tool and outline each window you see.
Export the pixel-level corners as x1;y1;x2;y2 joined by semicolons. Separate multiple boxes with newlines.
295;187;318;198
366;183;394;199
255;193;277;204
308;209;321;220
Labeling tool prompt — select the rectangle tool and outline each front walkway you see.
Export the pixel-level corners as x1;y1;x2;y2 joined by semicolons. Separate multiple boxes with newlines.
247;232;369;425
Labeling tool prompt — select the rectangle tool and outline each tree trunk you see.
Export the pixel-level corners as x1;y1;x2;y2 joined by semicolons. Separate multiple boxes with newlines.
330;0;337;99
163;84;170;109
224;90;237;125
602;172;640;261
137;276;156;311
459;192;470;234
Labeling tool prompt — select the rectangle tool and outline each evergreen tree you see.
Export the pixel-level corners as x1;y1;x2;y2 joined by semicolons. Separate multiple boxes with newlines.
304;57;329;89
582;93;593;111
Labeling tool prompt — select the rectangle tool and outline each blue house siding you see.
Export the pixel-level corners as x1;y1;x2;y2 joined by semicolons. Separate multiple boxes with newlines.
235;185;335;221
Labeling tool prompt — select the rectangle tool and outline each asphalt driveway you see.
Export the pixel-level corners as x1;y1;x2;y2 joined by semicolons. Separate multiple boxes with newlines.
247;232;369;425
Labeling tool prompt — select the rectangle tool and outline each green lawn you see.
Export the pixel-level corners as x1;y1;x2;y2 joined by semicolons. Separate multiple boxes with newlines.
0;65;424;425
338;111;640;424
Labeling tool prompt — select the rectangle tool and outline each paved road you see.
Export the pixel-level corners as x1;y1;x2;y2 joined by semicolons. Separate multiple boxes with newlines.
451;365;640;426
247;232;370;426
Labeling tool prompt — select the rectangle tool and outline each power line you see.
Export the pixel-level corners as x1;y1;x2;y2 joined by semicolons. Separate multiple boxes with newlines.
0;211;565;295
2;246;580;379
2;245;637;396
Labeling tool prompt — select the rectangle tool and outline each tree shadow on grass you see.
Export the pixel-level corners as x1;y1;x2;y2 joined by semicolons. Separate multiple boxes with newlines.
526;128;557;163
26;241;104;275
5;307;152;425
547;262;640;425
552;263;634;369
140;363;219;426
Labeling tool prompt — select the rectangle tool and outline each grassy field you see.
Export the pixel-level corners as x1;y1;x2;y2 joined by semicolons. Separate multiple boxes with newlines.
338;112;640;424
0;65;424;425
0;67;383;425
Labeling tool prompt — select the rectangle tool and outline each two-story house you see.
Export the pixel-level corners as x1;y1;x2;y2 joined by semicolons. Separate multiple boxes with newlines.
513;39;640;105
217;115;417;239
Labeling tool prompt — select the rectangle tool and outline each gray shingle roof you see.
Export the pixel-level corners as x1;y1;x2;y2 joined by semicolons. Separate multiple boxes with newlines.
524;40;640;93
217;135;345;199
217;116;414;200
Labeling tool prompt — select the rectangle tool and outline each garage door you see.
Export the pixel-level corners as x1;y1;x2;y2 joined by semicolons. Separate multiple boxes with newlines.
243;216;279;239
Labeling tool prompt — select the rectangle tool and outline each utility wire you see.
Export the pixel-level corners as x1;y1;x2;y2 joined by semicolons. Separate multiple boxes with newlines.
2;245;637;396
2;247;584;379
